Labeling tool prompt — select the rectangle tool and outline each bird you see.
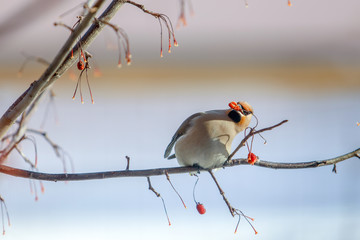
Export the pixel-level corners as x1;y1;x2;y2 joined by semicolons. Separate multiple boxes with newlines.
164;101;253;169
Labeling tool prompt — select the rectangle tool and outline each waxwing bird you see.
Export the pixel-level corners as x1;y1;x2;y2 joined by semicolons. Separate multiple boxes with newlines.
164;101;253;169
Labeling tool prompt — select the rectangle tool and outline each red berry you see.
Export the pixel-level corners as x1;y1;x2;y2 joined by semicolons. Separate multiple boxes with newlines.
247;153;258;165
229;101;240;111
77;60;85;70
196;203;206;215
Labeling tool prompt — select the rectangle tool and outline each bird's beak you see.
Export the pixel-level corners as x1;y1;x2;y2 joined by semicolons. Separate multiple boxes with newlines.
238;101;253;116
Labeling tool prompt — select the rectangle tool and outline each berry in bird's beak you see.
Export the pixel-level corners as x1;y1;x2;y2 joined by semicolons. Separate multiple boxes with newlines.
229;101;253;116
229;101;241;111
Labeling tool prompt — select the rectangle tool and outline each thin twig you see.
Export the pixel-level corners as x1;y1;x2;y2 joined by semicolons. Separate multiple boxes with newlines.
227;120;288;161
165;171;186;208
147;177;171;226
54;0;127;80
177;0;187;28
27;129;60;157
125;156;130;170
208;170;235;216
209;171;258;233
332;164;337;174
14;146;36;169
0;195;10;235
0;135;25;163
96;18;131;67
126;0;178;56
26;128;74;173
147;176;160;197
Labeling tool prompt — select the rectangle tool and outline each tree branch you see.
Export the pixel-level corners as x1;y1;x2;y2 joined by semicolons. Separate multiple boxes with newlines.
227;120;288;161
0;0;127;140
0;0;129;169
208;170;235;217
147;176;171;225
52;0;127;81
0;148;358;182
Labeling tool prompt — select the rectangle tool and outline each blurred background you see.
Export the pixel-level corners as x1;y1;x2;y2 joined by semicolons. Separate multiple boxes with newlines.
0;0;360;239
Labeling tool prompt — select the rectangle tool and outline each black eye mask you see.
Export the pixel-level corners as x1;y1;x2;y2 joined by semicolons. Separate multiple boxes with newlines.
228;110;241;123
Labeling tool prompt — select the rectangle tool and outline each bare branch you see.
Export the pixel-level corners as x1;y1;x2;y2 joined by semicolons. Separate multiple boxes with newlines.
126;0;178;57
0;0;130;168
147;176;160;197
96;18;131;67
208;170;258;234
0;0;107;139
27;129;60;157
0;135;25;163
0;195;11;235
165;171;186;208
147;177;171;226
125;156;130;170
0;147;358;182
208;170;235;216
14;145;36;169
227;120;288;161
233;146;360;169
26;129;74;173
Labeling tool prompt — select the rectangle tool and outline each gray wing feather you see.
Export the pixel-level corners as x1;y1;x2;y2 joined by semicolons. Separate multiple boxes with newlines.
167;154;176;160
164;112;203;159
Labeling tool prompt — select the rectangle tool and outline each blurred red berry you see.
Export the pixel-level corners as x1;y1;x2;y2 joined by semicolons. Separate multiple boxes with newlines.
229;101;240;111
77;60;85;70
247;152;257;165
196;203;206;215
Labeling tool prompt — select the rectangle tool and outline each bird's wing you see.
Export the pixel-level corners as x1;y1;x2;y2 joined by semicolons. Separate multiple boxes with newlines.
164;112;204;159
